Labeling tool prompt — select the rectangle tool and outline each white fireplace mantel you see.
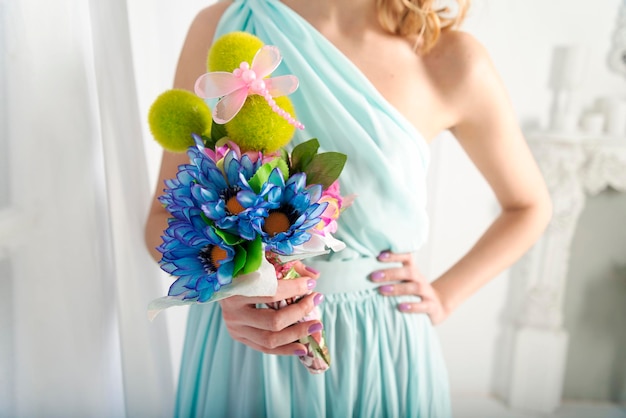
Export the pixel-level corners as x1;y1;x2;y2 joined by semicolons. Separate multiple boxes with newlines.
496;133;626;413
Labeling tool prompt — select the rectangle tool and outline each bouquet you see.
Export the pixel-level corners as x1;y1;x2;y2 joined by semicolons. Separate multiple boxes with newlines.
147;32;351;373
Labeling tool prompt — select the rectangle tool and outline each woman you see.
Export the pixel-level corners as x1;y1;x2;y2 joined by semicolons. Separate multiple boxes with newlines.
145;0;552;416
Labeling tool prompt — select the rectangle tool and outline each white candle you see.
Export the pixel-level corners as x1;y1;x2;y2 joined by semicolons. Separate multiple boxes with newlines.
548;45;588;90
604;98;626;137
580;112;605;135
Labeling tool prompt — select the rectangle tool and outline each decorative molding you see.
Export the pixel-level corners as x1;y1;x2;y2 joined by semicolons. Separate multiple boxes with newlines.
608;0;626;77
499;133;626;413
580;144;626;194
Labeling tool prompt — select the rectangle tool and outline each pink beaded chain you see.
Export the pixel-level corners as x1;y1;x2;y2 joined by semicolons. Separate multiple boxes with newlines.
232;61;304;130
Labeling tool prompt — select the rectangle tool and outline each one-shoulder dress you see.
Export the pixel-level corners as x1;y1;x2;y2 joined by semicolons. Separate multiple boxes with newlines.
175;0;451;416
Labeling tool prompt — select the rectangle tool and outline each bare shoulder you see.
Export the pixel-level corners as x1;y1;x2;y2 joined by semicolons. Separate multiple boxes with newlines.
422;30;506;129
430;30;489;61
424;30;497;96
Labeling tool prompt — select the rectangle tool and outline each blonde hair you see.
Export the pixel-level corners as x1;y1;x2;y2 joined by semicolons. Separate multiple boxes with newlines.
376;0;470;52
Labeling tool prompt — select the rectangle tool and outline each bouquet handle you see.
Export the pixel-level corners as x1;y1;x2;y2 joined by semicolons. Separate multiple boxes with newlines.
264;254;331;374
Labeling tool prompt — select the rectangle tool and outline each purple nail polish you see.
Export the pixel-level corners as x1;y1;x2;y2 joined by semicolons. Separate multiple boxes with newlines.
294;349;307;356
308;322;323;334
313;293;324;306
399;303;412;312
378;251;391;260
370;271;385;281
379;285;394;293
305;265;319;275
307;279;317;290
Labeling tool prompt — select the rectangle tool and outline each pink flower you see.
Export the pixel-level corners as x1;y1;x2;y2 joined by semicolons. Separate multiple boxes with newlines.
203;138;282;167
313;181;343;236
243;150;281;165
203;139;242;162
323;181;343;205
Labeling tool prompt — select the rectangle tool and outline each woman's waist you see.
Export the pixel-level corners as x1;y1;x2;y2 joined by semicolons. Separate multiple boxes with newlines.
304;255;404;294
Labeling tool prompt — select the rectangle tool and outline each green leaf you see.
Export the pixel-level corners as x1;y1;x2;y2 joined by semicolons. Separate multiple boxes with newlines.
201;134;217;150
213;227;243;246
232;245;247;277
304;152;347;189
241;236;263;275
200;212;213;226
248;158;287;193
291;138;320;173
275;157;290;180
210;122;228;146
248;162;275;194
280;147;290;168
282;267;300;280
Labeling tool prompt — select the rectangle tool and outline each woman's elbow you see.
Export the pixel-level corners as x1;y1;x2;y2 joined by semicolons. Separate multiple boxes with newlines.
530;186;553;236
144;210;164;263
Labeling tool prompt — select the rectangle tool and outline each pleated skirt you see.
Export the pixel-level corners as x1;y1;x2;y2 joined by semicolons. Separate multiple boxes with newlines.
174;286;451;418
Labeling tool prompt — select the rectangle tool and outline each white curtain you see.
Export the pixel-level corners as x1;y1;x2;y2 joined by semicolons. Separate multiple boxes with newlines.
1;0;173;416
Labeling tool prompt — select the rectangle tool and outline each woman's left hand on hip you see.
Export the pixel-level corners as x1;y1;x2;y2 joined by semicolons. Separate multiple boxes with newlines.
370;250;448;325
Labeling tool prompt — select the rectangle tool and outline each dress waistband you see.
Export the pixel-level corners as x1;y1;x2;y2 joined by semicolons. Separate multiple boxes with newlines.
305;256;403;295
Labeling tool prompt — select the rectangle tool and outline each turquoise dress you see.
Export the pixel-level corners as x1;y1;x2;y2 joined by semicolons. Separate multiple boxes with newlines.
175;0;451;416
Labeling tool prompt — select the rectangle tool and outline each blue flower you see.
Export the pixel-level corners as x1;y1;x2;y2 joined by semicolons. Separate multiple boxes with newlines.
158;215;236;302
157;137;223;222
159;165;203;222
186;140;271;241
261;169;328;255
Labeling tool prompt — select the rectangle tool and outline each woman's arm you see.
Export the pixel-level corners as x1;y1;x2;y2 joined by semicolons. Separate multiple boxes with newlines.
374;32;552;323
434;32;552;315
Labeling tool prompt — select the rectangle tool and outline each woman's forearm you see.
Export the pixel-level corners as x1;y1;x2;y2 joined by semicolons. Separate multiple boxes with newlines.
145;209;170;263
431;200;552;316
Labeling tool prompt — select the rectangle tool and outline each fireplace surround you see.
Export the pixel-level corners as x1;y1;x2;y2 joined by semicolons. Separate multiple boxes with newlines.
494;133;626;413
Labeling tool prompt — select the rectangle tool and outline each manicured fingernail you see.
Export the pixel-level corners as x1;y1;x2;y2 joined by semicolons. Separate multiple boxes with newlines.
399;303;412;312
313;293;324;306
308;322;323;334
379;285;394;293
378;251;391;260
305;265;319;275
370;271;385;281
294;349;307;356
307;279;317;290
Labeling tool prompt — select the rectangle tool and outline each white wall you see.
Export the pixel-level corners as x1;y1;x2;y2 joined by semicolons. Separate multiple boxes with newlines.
463;0;626;130
129;0;626;400
427;134;504;397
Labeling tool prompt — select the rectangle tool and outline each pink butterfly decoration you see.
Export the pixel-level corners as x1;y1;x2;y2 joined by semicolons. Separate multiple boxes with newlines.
194;45;304;129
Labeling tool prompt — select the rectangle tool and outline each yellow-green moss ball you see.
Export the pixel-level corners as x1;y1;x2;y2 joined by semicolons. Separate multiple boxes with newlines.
148;89;212;153
208;32;265;72
225;95;296;152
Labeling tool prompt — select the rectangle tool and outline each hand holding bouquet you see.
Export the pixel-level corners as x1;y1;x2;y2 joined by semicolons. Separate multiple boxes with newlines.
147;32;351;373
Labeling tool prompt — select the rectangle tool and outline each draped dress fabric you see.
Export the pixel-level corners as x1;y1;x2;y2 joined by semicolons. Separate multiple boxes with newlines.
175;0;451;416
